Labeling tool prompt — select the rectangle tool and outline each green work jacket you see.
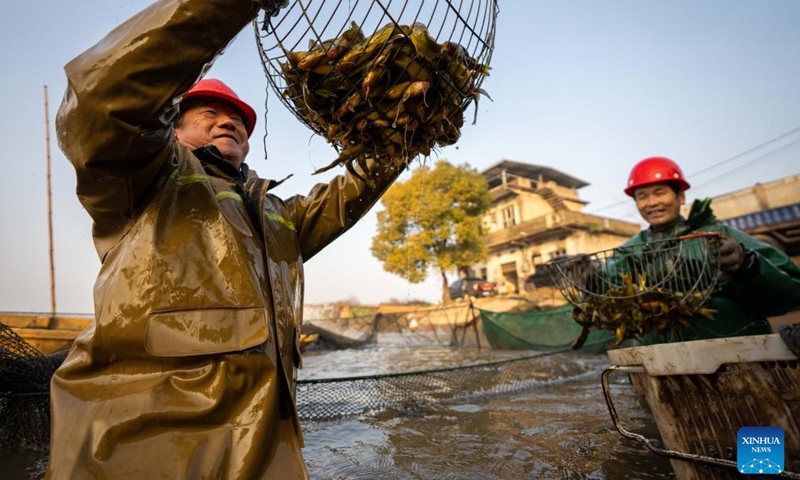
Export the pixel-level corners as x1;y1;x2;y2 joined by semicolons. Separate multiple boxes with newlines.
623;216;800;345
47;0;407;478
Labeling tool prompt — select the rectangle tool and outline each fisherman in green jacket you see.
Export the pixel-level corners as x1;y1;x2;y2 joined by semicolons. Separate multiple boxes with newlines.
622;156;800;344
47;0;410;478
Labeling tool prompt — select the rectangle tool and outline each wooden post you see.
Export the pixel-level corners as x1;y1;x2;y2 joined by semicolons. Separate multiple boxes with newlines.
459;306;468;346
469;300;482;350
472;309;481;350
44;85;56;320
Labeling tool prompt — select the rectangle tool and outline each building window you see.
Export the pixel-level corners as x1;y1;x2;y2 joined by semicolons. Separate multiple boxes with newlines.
502;206;516;228
530;253;542;272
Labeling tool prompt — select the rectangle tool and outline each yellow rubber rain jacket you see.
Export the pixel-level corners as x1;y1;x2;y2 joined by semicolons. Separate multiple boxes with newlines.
47;0;406;477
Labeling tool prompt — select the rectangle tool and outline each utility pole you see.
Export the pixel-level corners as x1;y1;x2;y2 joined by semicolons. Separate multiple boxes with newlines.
44;85;56;319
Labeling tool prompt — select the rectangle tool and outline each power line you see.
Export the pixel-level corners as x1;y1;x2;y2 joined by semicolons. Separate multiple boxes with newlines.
689;136;800;192
587;125;800;214
688;125;800;180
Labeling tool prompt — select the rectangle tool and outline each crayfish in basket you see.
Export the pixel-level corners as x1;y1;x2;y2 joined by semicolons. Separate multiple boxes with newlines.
570;272;717;348
279;21;491;185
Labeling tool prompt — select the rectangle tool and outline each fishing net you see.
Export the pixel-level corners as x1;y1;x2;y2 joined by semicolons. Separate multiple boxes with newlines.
253;0;498;177
479;305;615;351
0;324;64;455
297;347;596;421
545;232;722;345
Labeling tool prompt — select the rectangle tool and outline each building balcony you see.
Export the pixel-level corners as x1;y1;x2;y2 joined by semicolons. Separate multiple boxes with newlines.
484;210;640;250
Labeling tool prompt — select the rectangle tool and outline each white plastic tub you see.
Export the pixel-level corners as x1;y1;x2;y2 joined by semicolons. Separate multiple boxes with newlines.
605;334;800;480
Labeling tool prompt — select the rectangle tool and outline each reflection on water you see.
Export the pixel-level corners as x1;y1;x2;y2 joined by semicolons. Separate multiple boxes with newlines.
300;333;533;380
300;333;676;479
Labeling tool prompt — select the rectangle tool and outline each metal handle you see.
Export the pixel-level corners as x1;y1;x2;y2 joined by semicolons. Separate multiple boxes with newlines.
601;365;800;479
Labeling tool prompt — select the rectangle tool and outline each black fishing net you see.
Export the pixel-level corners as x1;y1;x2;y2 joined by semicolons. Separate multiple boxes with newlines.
0;324;70;479
253;0;498;175
296;348;590;421
0;324;64;453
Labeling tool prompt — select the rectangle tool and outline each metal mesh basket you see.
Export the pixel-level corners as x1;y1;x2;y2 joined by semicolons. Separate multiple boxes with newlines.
545;232;722;344
253;0;498;175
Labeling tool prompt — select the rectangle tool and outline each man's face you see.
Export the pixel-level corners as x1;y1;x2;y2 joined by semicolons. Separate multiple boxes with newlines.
175;100;250;169
633;183;685;228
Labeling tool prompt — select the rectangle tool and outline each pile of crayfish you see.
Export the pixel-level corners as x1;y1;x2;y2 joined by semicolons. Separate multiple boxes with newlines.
279;21;490;181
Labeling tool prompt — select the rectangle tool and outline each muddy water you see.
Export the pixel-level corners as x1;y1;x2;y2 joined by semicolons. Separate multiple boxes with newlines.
299;333;676;479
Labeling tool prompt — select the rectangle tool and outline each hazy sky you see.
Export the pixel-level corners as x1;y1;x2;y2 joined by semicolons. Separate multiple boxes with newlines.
2;0;799;315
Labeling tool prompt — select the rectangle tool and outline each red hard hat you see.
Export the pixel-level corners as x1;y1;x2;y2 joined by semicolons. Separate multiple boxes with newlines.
624;156;691;197
180;78;256;137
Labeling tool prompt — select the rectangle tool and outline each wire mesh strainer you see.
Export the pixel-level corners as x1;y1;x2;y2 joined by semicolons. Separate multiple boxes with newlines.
545;232;722;345
253;0;498;175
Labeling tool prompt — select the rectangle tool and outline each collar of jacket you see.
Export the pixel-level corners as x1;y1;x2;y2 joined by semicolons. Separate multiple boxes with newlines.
191;144;292;191
645;216;691;241
192;145;249;183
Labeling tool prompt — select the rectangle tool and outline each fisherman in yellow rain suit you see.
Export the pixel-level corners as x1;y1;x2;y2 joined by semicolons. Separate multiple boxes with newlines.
47;0;409;477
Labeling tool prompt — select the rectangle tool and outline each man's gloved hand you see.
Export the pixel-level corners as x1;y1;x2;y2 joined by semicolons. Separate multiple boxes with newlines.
717;236;745;282
257;0;289;17
717;235;760;282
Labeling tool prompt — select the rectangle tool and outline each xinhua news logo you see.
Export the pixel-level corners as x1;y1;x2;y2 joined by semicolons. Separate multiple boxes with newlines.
738;426;784;475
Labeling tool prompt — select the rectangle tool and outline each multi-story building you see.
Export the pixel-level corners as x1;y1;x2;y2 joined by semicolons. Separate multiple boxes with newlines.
466;159;641;296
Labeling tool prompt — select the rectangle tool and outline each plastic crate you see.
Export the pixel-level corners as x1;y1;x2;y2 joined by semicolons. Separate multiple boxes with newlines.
605;334;800;479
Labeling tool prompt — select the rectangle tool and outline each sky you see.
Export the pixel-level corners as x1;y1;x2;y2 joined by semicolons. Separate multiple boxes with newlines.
1;0;799;315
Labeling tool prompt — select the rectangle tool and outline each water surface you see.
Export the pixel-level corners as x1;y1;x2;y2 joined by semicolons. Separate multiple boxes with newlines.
299;332;676;479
